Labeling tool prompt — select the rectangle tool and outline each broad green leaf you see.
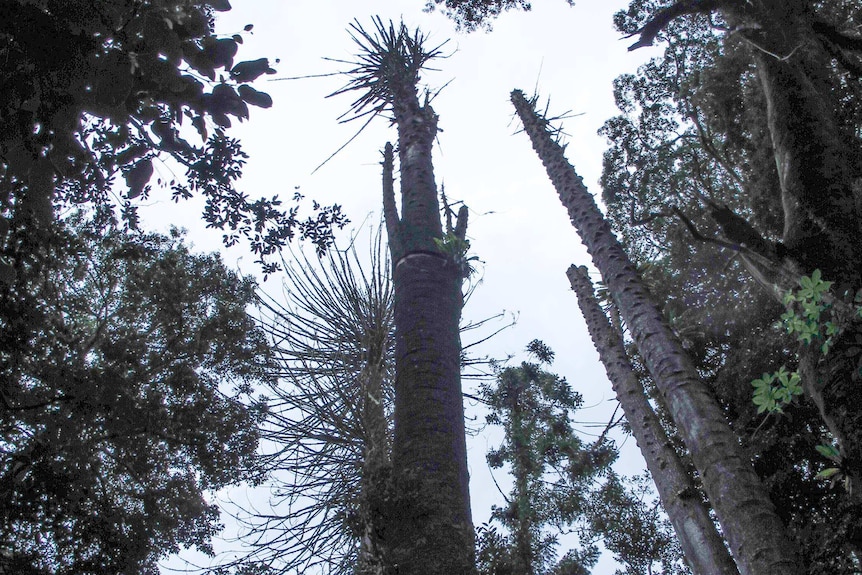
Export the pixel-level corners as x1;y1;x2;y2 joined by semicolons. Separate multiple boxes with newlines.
816;467;841;479
816;444;840;460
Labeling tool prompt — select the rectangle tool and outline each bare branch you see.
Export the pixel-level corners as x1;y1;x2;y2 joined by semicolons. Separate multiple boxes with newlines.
628;0;723;51
381;142;402;260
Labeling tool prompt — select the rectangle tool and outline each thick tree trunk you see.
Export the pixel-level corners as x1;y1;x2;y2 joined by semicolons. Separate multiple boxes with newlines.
720;1;862;497
381;121;474;574
566;264;738;575
512;89;802;575
721;1;862;286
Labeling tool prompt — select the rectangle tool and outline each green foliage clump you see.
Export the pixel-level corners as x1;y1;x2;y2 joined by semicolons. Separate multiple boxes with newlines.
781;269;835;351
434;232;480;278
423;0;574;32
752;270;862;415
751;366;802;414
1;0;346;276
0;214;270;574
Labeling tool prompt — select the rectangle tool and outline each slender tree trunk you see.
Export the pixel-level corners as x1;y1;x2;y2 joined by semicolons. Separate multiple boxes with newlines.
508;387;536;575
512;89;802;575
566;264;738;575
358;356;391;575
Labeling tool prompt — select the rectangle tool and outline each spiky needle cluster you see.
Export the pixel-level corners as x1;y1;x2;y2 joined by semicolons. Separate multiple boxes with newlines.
328;16;447;123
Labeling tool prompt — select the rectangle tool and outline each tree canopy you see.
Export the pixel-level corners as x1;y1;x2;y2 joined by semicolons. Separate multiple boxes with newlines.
8;2;862;574
0;215;271;574
0;0;347;277
476;342;687;575
422;0;575;30
595;1;862;572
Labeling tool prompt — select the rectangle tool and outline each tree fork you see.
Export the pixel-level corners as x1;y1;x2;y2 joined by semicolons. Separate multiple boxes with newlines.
512;88;801;575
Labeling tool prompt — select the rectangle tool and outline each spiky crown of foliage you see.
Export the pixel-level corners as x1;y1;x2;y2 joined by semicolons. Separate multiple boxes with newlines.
328;16;448;123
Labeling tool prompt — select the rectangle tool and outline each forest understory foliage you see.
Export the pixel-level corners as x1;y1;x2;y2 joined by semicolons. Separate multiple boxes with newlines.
4;0;862;574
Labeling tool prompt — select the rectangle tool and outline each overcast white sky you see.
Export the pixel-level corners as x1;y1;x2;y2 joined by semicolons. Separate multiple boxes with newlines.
155;1;664;572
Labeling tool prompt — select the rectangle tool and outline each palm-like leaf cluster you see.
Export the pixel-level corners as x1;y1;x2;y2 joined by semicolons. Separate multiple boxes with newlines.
225;228;394;575
328;16;448;123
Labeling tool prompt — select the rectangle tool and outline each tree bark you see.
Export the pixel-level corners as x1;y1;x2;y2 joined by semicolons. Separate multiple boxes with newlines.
358;356;391;575
741;13;861;286
566;264;738;575
509;383;536;575
381;116;474;573
512;89;802;575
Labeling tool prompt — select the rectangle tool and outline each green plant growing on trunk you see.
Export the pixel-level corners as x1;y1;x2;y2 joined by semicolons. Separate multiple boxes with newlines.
751;270;862;413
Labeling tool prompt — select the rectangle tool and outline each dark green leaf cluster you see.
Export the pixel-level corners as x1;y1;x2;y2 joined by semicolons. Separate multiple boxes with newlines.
1;0;347;274
0;213;270;574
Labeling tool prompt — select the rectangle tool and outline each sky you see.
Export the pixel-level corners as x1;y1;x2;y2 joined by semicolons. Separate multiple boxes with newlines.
154;1;664;572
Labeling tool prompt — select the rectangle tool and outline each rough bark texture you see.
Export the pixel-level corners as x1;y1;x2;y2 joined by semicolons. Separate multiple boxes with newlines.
512;89;801;575
723;2;862;286
508;385;537;575
358;356;391;575
567;265;738;575
381;129;474;573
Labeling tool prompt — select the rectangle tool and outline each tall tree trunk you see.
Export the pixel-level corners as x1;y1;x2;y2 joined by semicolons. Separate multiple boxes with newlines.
566;265;738;575
334;20;474;573
722;1;862;285
512;89;802;575
508;385;536;575
381;133;474;574
358;356;392;575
